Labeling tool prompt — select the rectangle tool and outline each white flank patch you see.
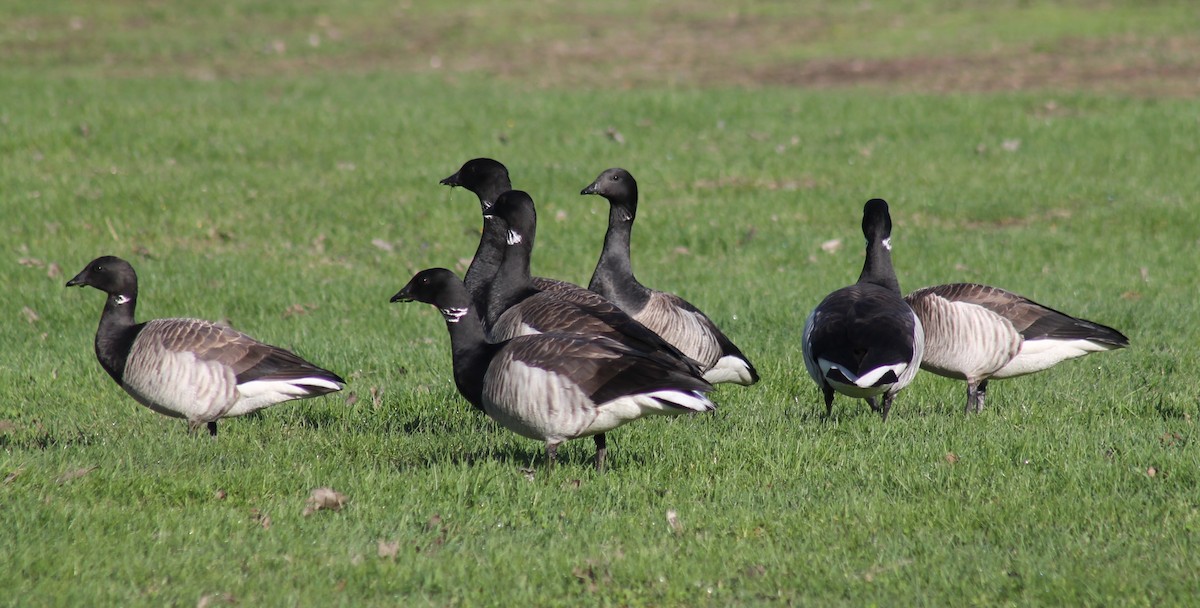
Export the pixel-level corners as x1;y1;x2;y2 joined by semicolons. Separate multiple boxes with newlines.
993;338;1116;379
589;390;714;435
506;229;523;246
818;358;907;398
703;355;755;385
114;294;132;305
881;237;892;251
228;377;342;416
440;307;469;323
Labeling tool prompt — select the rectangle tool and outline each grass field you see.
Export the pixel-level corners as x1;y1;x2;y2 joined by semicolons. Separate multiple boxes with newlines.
3;1;1199;605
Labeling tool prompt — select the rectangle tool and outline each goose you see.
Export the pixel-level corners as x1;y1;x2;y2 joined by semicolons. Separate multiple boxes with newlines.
440;157;576;309
482;190;700;366
65;256;345;437
905;283;1129;413
801;199;923;420
580;167;759;386
391;268;715;471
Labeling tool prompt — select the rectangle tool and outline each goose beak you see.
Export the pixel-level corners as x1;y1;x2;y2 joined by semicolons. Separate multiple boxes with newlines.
580;181;599;196
65;271;87;288
389;288;414;304
439;171;461;187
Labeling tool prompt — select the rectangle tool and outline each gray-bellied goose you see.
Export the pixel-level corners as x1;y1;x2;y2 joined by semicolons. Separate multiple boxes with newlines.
580;168;759;386
905;283;1129;413
801;199;923;420
440;158;576;309
66;256;345;437
392;268;715;471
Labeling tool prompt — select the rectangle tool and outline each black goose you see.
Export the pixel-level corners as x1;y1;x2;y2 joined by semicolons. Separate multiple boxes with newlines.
392;268;715;471
905;283;1129;413
66;256;345;436
801;199;924;420
580;168;758;386
482;190;700;364
440;157;576;310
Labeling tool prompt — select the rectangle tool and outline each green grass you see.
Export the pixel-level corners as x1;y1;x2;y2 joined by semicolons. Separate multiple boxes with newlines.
3;1;1199;606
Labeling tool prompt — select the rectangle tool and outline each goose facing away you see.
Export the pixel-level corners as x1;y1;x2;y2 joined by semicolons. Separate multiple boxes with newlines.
905;283;1129;413
440;157;576;308
801;199;924;420
66;256;345;437
580;167;759;386
392;268;715;471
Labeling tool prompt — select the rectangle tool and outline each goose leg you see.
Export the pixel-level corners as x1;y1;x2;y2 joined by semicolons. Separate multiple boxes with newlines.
593;434;607;473
866;397;881;413
822;384;836;418
973;380;989;414
878;392;896;422
207;421;218;439
545;441;560;469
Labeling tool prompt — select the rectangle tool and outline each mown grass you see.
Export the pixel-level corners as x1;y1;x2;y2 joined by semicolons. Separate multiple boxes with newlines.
3;1;1199;606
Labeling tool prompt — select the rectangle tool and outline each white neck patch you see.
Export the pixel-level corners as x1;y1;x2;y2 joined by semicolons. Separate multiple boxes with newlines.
440;307;468;323
506;230;523;246
114;294;132;305
881;237;892;251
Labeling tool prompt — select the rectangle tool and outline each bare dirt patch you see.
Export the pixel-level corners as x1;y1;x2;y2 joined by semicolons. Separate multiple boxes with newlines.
8;7;1200;96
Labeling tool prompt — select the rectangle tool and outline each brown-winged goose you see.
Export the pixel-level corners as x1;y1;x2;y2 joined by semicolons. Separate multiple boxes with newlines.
66;256;345;437
580;168;759;386
905;283;1129;413
392;268;714;471
440;157;576;310
801;199;924;420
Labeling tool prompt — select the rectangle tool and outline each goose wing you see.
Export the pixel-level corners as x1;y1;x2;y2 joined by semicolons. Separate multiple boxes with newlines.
502;335;711;407
149;318;344;386
912;283;1128;346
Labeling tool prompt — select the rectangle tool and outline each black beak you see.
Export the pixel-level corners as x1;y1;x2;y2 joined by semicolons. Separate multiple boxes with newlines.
439;172;461;187
65;271;87;288
389;288;413;303
580;181;599;196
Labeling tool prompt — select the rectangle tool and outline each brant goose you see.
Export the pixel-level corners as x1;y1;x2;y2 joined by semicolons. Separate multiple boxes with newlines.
580;168;758;386
905;283;1129;413
801;199;923;420
66;256;345;437
392;268;714;471
440;157;576;309
482;190;701;367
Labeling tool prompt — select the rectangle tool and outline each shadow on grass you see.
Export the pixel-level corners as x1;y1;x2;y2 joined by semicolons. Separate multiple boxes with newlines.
0;422;99;451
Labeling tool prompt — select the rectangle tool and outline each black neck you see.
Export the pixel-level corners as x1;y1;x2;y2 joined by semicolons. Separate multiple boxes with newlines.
461;180;512;311
486;226;540;327
588;202;651;311
437;298;498;411
94;293;141;383
857;238;901;295
463;217;506;312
